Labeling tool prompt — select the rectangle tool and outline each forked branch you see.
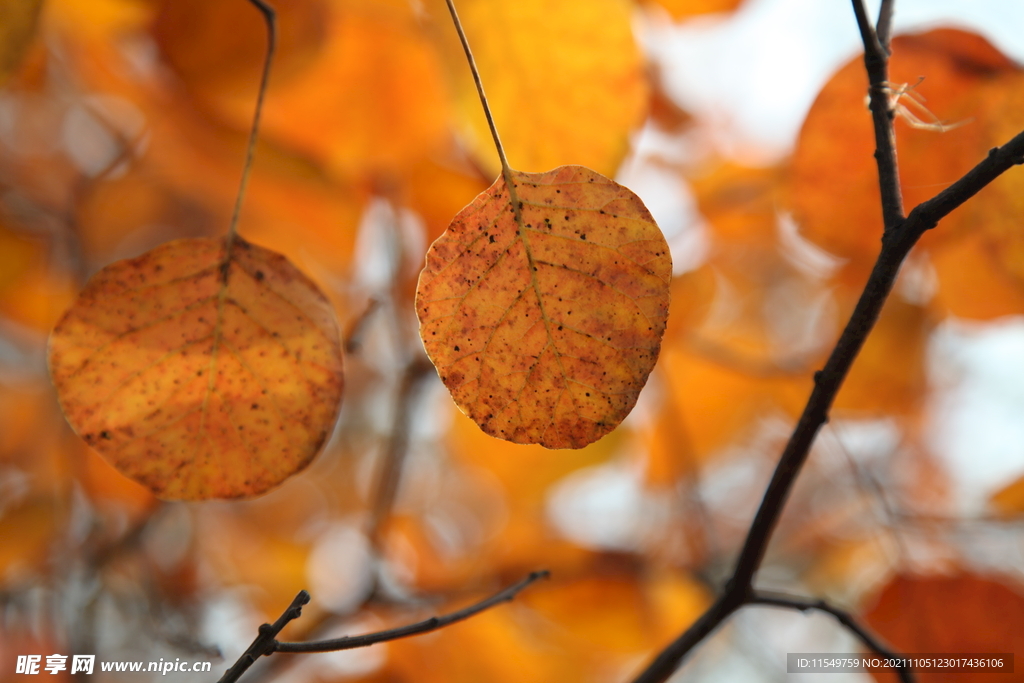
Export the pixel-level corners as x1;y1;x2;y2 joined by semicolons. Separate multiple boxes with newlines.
751;591;912;683
218;571;548;683
628;3;1024;681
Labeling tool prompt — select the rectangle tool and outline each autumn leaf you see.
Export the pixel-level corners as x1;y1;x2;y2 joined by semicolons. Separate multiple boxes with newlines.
862;572;1024;683
153;0;327;99
213;0;451;181
0;0;43;86
790;29;1020;276
417;165;671;449
48;237;344;500
930;231;1024;320
835;297;932;415
436;0;648;177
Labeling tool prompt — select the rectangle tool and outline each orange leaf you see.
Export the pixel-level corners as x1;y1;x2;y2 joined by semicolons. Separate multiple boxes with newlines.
862;572;1024;683
990;474;1024;518
835;297;932;415
153;0;327;98
416;166;671;448
248;0;450;180
0;0;43;85
48;237;344;500
790;29;1019;274
930;232;1024;320
0;496;61;582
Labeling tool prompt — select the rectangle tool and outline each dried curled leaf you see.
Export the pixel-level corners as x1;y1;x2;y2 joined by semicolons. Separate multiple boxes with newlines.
416;165;671;449
48;237;344;501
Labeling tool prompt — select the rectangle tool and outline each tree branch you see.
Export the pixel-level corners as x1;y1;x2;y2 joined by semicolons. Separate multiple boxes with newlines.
750;591;914;683
629;5;1024;677
217;590;310;683
274;571;549;653
218;572;547;682
852;0;904;231
631;125;1024;683
876;0;895;51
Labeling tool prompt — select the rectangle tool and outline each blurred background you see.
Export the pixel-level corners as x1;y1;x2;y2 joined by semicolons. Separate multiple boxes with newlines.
2;0;1024;681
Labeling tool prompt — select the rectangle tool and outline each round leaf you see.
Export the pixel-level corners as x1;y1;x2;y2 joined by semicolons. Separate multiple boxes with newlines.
48;237;344;501
416;165;671;449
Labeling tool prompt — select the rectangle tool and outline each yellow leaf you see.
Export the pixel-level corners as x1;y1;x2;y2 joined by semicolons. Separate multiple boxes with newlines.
48;237;344;500
442;0;648;176
417;166;671;448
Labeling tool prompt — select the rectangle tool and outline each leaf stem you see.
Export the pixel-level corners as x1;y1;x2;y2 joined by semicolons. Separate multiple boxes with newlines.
444;0;511;178
443;0;528;237
226;0;277;246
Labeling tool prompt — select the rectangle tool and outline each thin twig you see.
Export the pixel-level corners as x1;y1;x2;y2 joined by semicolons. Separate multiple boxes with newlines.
367;355;435;548
343;298;381;354
750;591;913;683
217;590;310;683
852;0;904;231
274;571;549;653
443;0;510;176
226;0;276;244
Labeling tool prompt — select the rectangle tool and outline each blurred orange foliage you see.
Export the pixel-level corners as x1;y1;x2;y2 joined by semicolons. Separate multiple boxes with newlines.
0;0;1021;681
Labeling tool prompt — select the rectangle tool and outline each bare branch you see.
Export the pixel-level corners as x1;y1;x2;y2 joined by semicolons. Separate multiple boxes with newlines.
274;571;549;653
630;122;1024;683
367;355;436;548
876;0;896;51
852;0;904;231
218;572;547;683
750;591;914;683
217;590;310;683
